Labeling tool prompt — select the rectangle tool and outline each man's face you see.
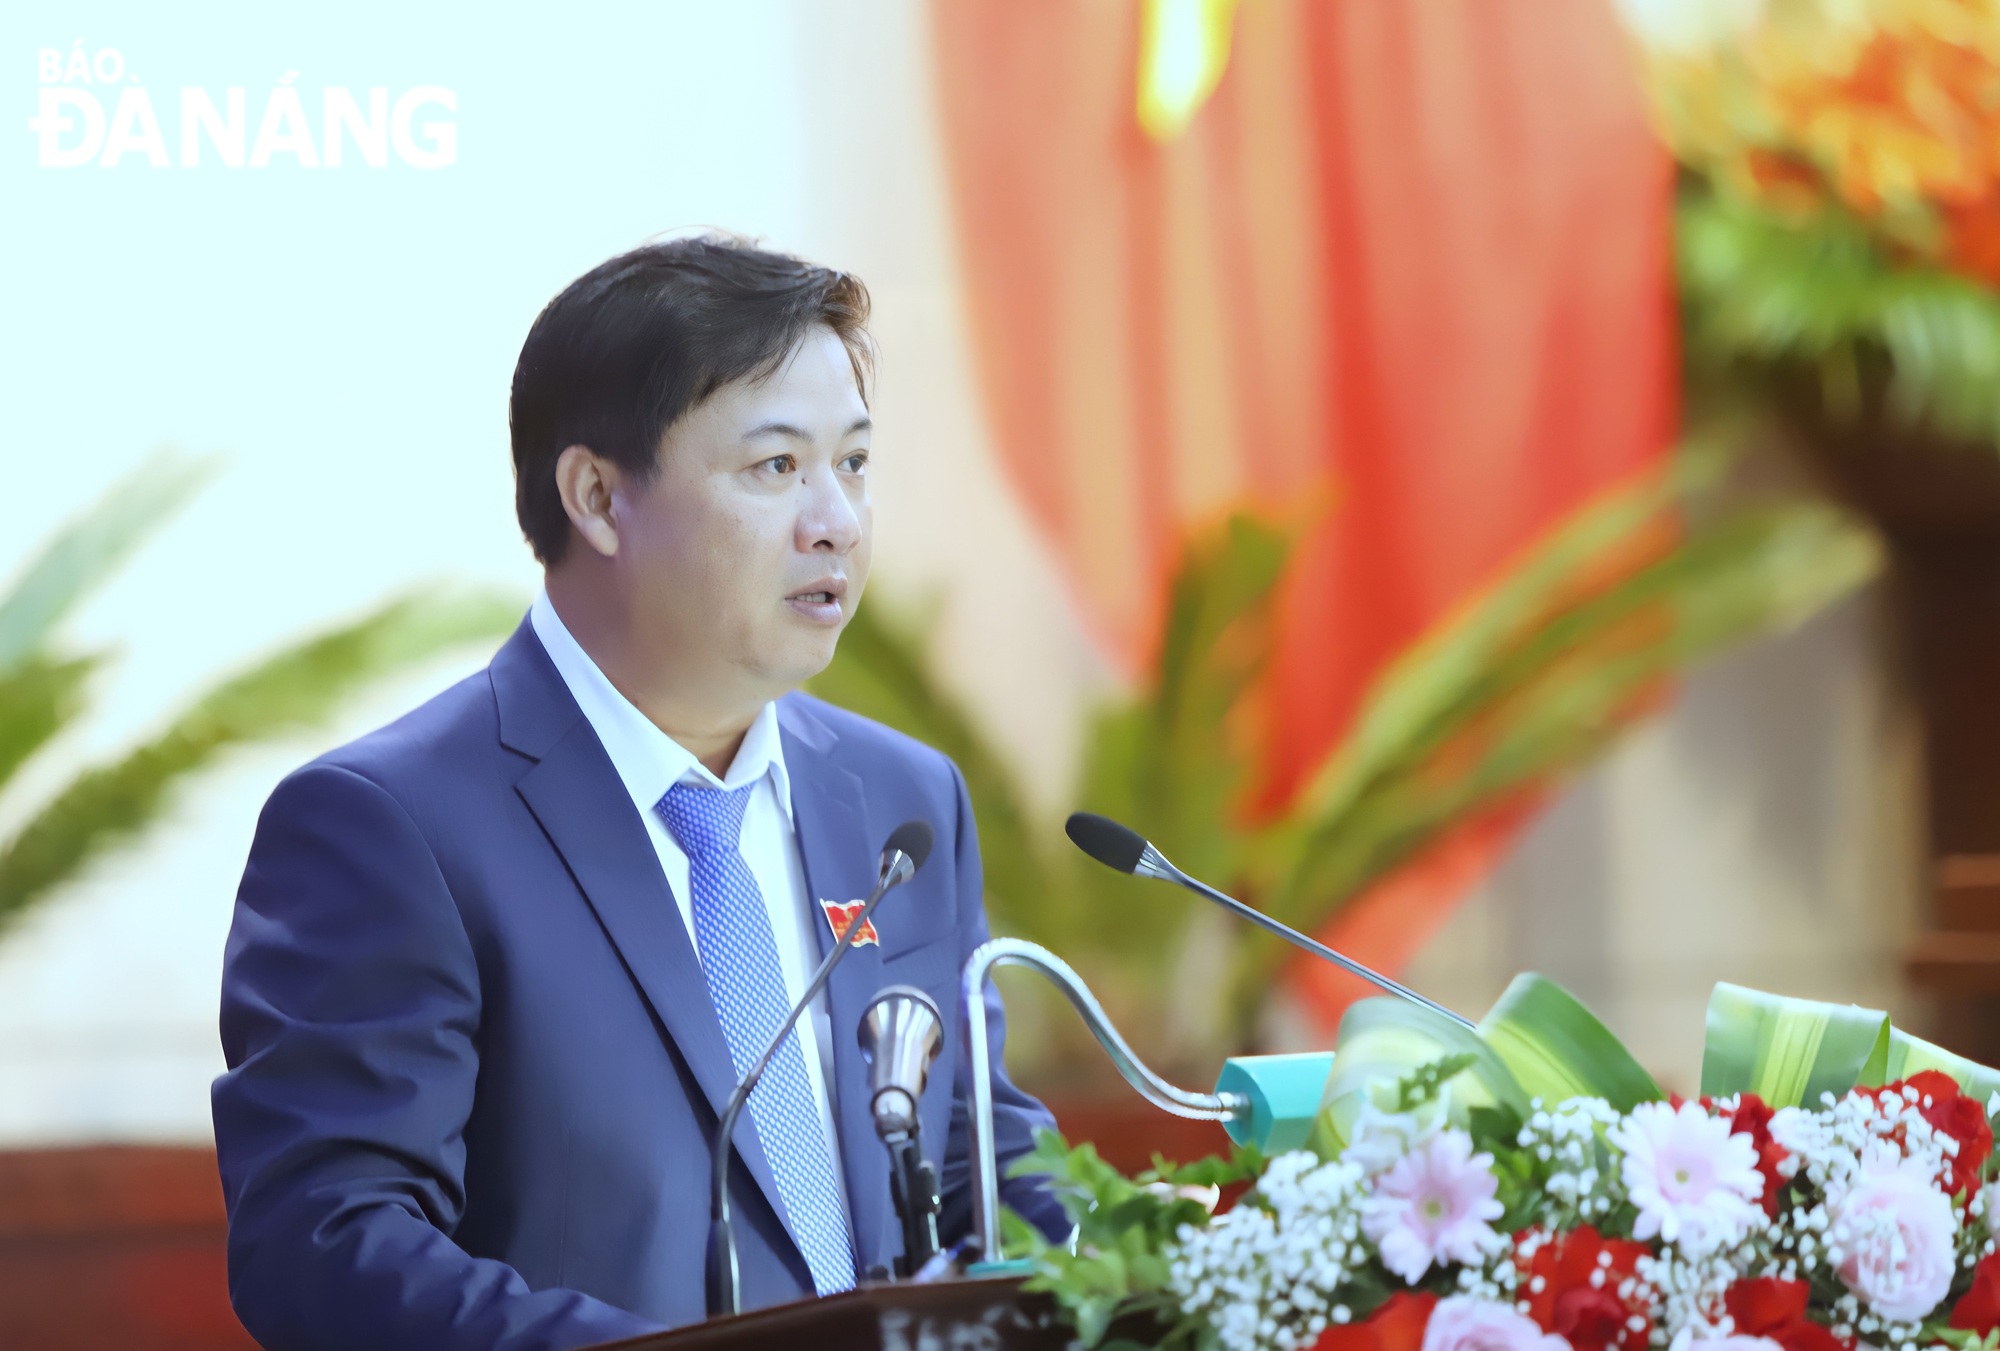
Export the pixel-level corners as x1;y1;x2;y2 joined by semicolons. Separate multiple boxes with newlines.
610;326;873;703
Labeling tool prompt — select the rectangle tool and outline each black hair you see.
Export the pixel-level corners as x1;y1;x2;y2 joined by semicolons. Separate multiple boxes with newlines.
509;234;873;564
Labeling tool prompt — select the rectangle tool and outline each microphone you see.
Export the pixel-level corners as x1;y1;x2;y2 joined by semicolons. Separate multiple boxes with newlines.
1064;811;1475;1031
857;986;945;1276
707;820;935;1319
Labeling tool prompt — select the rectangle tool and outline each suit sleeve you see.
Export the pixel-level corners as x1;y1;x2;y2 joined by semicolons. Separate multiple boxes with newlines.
212;764;662;1351
933;762;1074;1248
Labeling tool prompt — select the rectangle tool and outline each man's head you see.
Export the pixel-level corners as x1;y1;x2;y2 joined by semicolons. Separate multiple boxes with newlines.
511;236;874;725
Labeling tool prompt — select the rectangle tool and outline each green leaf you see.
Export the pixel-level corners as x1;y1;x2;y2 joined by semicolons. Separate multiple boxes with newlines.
1321;995;1530;1147
0;452;218;678
1479;973;1663;1111
1700;982;1892;1107
1270;459;1882;934
1678;189;2000;450
1932;1324;2000;1351
0;588;520;928
1071;509;1296;942
1290;452;1705;833
1392;1053;1479;1112
1003;1130;1220;1349
1151;1147;1266;1189
1857;1018;1895;1089
1881;1028;2000;1107
0;655;98;792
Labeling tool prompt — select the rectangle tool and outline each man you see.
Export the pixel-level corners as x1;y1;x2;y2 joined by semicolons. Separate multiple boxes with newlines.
212;236;1068;1351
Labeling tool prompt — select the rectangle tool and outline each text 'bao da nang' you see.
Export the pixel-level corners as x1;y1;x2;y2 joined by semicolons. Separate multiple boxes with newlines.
30;44;456;170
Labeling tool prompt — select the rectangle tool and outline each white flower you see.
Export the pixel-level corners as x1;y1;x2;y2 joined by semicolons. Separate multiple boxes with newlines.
1828;1150;1956;1322
1421;1295;1569;1351
1361;1128;1506;1284
1168;1151;1370;1351
1610;1101;1766;1257
1347;1097;1445;1178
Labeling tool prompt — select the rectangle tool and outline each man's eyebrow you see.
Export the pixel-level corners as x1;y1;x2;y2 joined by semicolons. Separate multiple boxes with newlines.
742;420;810;442
742;415;873;441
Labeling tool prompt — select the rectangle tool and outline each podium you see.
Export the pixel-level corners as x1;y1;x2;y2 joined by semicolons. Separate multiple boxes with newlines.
579;940;1328;1351
585;1277;1095;1351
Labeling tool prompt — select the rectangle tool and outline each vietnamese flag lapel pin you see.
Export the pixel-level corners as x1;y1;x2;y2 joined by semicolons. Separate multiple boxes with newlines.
820;899;880;948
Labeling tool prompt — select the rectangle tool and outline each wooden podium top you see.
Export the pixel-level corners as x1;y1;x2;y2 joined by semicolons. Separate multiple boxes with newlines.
584;1277;1074;1351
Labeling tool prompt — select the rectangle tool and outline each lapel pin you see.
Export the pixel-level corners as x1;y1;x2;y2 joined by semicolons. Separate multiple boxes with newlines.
820;899;880;948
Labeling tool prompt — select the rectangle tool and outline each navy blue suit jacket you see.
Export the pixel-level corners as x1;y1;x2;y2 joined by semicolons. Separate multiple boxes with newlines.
212;620;1067;1350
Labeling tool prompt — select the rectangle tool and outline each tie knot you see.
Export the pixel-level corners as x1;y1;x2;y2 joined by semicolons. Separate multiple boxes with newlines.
656;781;754;858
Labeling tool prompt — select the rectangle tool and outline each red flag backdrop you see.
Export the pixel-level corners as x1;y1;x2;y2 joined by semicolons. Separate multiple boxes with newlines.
931;0;1677;1015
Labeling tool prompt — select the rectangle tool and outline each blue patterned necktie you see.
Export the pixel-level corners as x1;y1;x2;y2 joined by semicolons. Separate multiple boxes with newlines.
656;780;856;1296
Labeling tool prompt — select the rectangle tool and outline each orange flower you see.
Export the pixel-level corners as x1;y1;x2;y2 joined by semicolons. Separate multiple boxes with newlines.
1644;0;2000;281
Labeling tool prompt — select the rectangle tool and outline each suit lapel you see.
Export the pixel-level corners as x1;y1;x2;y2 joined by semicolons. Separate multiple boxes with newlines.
494;623;796;1258
779;698;897;1274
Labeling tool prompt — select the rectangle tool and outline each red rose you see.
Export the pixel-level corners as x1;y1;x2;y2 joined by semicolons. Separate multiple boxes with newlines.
1313;1291;1438;1351
1952;1253;2000;1336
1867;1071;1993;1199
1727;1094;1790;1218
1724;1277;1845;1351
1519;1227;1651;1351
1910;1070;1992;1198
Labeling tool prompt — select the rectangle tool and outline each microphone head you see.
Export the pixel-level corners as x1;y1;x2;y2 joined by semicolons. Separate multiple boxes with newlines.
881;820;934;876
856;985;944;1139
1065;812;1148;874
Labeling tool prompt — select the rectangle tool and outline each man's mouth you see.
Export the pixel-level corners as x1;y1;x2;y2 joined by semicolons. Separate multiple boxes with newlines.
785;581;848;624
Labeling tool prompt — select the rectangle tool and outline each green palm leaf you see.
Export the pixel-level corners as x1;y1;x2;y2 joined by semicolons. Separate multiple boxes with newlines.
1316;993;1530;1152
1479;974;1662;1111
0;452;217;678
1093;512;1292;888
1880;1027;2000;1108
0;589;520;928
1270;487;1880;930
0;656;98;790
1699;982;1891;1108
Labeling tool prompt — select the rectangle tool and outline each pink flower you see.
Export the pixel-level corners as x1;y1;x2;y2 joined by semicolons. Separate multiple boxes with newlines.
1421;1295;1571;1351
1362;1128;1505;1283
1610;1101;1766;1256
1830;1151;1957;1322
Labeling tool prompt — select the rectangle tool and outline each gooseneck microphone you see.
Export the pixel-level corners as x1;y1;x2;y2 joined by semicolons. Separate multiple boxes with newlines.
856;986;945;1276
707;820;935;1319
1064;811;1475;1031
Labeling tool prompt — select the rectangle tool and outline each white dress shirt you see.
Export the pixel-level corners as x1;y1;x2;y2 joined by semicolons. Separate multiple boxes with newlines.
529;592;850;1225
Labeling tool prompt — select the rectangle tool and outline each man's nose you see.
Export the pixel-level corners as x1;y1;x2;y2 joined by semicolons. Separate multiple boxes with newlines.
796;469;862;553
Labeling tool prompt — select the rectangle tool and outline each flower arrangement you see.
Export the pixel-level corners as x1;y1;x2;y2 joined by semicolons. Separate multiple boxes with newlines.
1005;977;2000;1351
1651;0;2000;278
1638;0;2000;446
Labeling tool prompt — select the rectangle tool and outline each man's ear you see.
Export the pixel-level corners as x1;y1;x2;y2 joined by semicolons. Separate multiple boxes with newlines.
554;444;622;558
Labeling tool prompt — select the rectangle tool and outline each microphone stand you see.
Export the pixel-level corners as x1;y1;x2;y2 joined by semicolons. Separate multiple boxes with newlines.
883;1134;940;1278
1064;812;1475;1031
706;845;920;1319
856;986;946;1277
1132;841;1475;1031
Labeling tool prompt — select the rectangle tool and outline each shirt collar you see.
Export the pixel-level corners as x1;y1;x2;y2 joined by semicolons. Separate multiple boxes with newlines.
529;589;793;823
